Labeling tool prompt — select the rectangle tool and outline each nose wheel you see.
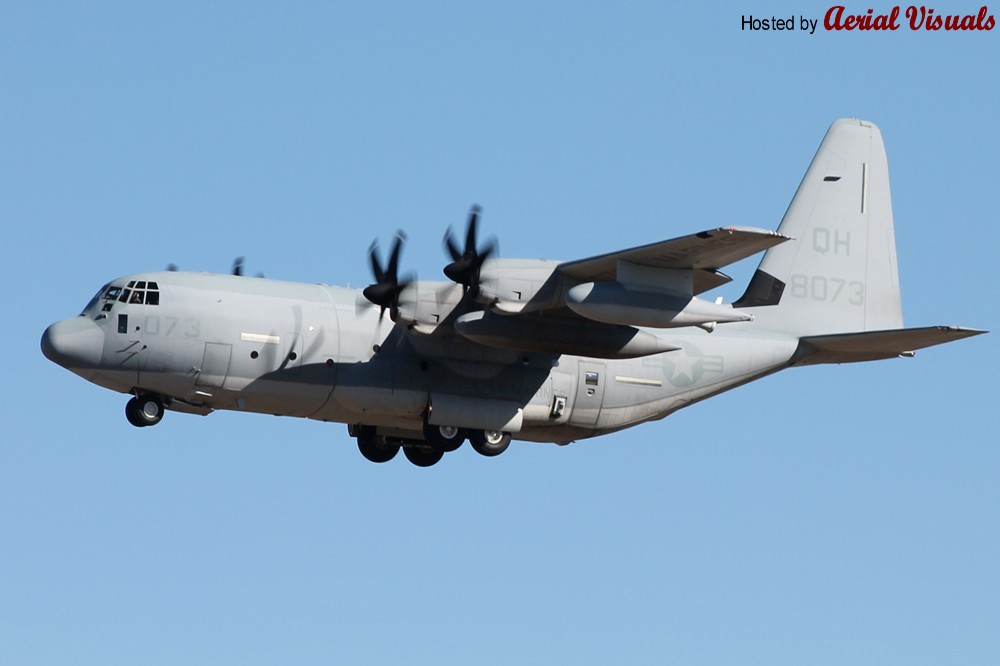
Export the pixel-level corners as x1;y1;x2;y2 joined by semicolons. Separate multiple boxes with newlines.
125;394;164;427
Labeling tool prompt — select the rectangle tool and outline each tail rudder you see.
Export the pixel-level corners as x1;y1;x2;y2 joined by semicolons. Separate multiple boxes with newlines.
736;119;903;336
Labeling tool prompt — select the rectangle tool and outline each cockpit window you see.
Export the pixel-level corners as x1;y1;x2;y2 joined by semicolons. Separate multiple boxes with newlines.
81;283;111;315
83;281;161;316
117;282;161;306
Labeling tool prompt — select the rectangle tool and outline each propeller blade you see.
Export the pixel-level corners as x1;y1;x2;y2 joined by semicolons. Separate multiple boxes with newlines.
464;206;480;256
368;241;385;283
444;227;462;262
386;232;406;282
479;236;497;261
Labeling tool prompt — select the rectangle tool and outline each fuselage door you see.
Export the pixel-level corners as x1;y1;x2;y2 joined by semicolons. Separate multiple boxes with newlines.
113;311;142;385
197;342;232;388
570;360;605;428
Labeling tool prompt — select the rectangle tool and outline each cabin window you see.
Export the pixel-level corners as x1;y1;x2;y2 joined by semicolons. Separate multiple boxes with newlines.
118;314;128;334
585;371;600;386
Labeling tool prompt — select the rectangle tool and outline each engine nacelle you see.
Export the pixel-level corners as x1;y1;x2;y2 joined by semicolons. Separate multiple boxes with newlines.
566;281;752;329
392;280;466;333
477;259;564;314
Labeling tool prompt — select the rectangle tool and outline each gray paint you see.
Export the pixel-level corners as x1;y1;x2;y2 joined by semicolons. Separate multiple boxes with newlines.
40;119;985;463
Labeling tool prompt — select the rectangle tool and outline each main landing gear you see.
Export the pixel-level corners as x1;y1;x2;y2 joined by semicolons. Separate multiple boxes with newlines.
125;394;164;427
469;429;511;457
354;423;512;467
356;425;400;463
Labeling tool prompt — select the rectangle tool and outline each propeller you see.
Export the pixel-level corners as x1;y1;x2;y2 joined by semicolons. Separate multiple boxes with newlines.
363;232;412;320
443;205;496;296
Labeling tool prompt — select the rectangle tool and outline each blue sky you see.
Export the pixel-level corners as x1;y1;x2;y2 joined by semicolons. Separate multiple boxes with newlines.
2;2;997;664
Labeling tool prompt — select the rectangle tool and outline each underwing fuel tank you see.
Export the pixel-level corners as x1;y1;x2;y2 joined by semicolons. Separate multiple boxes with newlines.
454;311;678;359
566;282;752;328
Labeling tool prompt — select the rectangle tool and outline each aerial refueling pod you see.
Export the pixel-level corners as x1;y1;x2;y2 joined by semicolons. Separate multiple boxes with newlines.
565;281;752;329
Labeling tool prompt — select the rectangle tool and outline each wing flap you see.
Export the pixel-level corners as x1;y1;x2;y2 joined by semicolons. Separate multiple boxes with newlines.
557;226;790;295
794;326;986;365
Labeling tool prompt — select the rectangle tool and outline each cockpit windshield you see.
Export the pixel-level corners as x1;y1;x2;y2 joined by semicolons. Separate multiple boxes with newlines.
117;280;160;305
81;280;161;316
80;283;111;315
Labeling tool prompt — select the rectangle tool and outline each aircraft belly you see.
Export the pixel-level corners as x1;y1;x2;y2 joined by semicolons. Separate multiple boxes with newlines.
589;332;799;433
328;358;427;422
321;350;562;431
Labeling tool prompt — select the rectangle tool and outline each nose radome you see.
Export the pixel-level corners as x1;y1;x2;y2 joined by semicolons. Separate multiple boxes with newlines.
41;317;105;369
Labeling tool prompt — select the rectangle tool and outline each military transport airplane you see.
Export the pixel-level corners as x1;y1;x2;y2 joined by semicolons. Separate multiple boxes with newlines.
41;119;984;467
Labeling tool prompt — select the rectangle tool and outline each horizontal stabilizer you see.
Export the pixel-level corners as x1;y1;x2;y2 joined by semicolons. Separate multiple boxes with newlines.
793;326;986;365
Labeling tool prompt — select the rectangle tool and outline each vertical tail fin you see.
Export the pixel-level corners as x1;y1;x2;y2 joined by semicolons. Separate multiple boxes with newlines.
736;119;903;336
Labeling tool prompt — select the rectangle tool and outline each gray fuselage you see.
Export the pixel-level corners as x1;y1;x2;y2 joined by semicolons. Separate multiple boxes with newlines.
49;270;797;445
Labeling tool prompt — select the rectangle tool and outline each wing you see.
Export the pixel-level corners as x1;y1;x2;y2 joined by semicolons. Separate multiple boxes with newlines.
391;227;792;358
557;226;791;295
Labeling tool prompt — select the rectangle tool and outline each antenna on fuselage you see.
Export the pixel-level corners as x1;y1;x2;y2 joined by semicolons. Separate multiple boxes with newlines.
162;258;263;277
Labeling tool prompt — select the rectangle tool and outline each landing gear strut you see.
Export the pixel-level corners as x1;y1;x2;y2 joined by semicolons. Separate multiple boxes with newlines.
356;426;400;463
125;394;164;427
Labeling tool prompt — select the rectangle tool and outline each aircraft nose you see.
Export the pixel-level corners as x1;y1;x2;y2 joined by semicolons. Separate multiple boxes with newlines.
41;317;105;369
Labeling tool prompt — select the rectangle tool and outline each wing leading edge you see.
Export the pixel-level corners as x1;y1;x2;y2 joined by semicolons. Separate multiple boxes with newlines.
557;226;791;295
